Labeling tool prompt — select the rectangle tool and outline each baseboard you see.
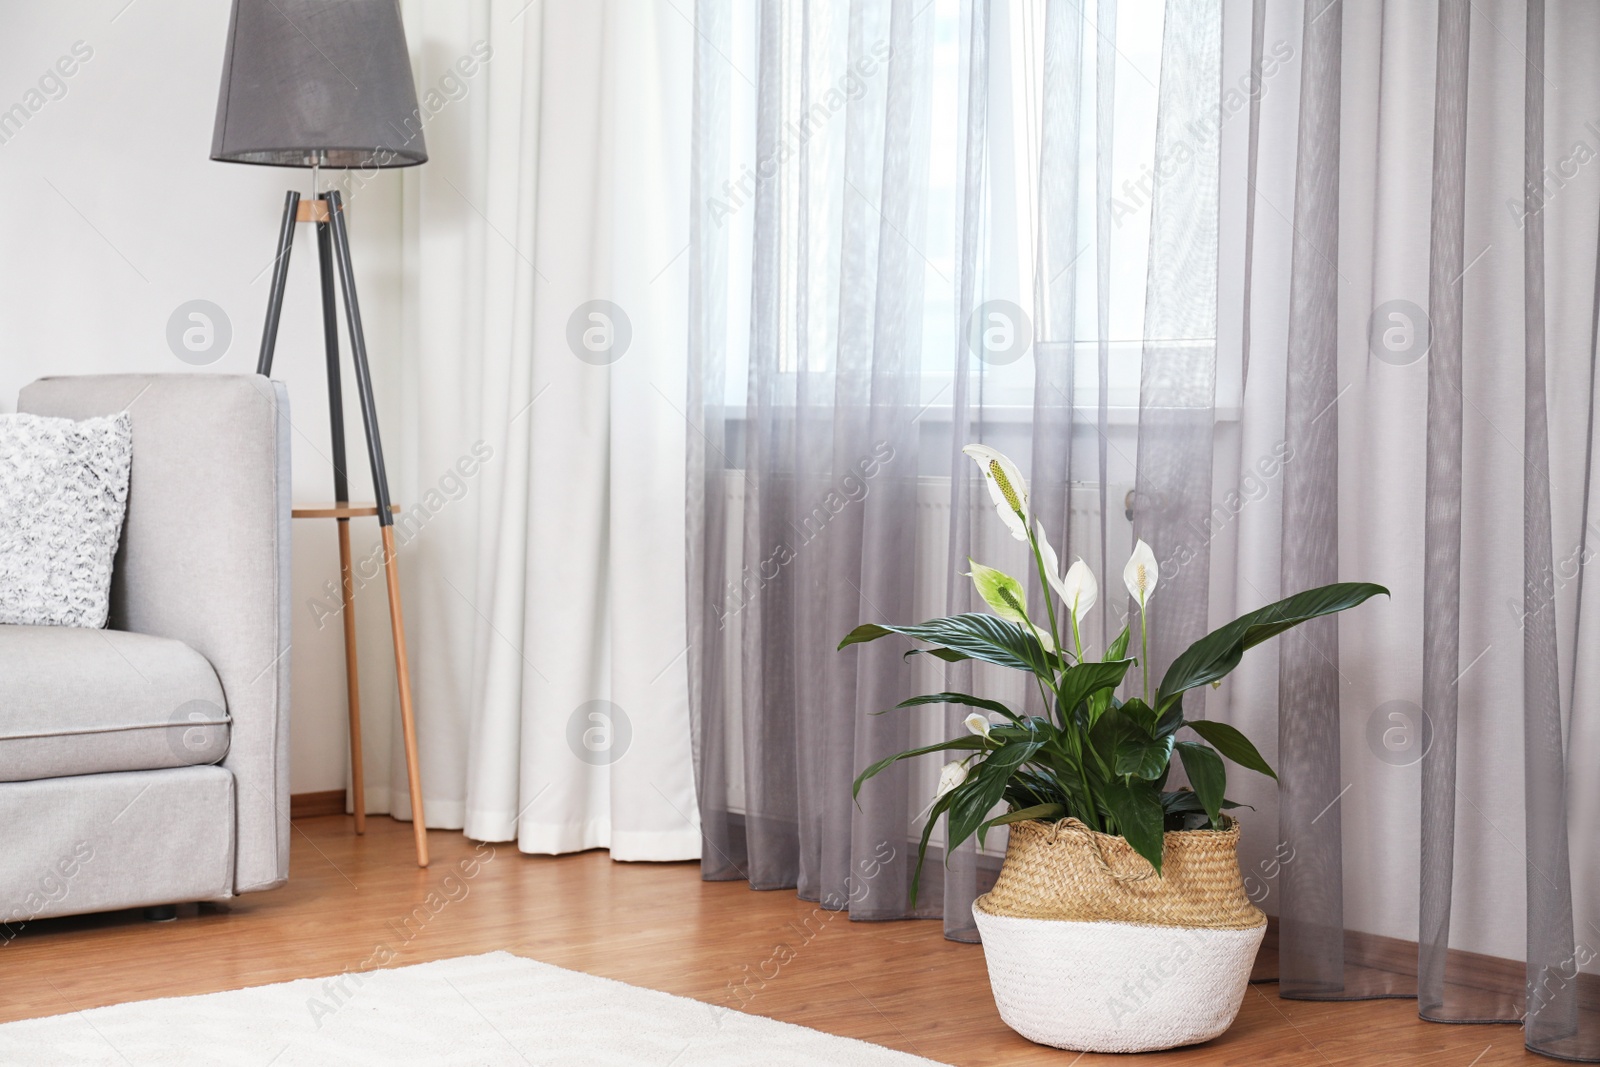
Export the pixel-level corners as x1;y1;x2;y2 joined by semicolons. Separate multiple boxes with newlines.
1262;917;1600;1013
290;790;345;819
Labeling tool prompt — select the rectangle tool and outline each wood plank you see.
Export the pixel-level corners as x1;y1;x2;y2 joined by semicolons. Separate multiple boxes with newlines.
0;816;1551;1065
295;199;333;223
291;503;401;519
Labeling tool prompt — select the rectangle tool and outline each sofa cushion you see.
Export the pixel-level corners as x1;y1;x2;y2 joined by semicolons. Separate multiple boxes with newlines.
0;410;134;628
0;624;228;783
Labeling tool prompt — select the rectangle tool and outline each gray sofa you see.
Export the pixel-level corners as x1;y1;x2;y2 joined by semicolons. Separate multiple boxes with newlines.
0;374;291;928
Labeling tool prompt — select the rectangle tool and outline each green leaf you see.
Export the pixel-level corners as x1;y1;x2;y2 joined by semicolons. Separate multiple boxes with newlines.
1090;704;1174;781
1153;698;1184;740
967;560;1031;628
1079;623;1129;729
951;741;1041;851
905;647;970;664
1005;761;1081;810
988;720;1048;746
947;767;1008;854
1055;659;1136;726
982;736;1041;776
910;786;958;907
891;692;1020;724
1099;778;1166;875
851;736;987;800
1156;582;1389;711
1114;730;1174;781
839;614;1052;674
1105;623;1131;663
1161;789;1249;831
1175;741;1225;826
1160;790;1200;815
1118;697;1158;725
1184;719;1276;780
1161;790;1245;815
982;803;1065;832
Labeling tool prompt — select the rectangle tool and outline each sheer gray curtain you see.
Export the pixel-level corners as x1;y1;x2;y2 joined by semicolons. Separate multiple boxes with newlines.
687;0;1222;938
691;0;1600;1053
1224;0;1600;1058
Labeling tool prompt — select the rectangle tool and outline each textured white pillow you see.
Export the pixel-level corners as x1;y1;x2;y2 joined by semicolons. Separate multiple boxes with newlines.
0;411;133;628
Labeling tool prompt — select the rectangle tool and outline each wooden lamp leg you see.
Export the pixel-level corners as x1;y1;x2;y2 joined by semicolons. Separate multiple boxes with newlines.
380;526;429;867
336;519;367;834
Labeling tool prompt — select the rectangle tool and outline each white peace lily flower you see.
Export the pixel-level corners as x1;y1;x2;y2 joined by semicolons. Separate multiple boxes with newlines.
963;712;992;738
1124;539;1159;607
1032;521;1098;624
935;760;968;800
1035;520;1062;587
1059;558;1099;623
962;443;1030;542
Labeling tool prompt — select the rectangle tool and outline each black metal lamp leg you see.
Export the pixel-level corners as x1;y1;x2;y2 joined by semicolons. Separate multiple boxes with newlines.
317;192;368;836
324;190;392;525
325;189;429;867
316;201;351;503
256;191;302;377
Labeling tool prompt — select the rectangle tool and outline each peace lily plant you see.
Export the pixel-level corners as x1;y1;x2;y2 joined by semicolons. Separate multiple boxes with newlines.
843;444;1387;901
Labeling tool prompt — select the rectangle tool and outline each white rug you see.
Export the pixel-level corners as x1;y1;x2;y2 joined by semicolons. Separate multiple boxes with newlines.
0;951;949;1066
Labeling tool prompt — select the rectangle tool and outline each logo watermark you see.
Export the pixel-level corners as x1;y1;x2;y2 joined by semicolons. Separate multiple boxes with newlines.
713;442;896;629
1365;699;1431;767
167;698;228;764
566;700;632;766
306;441;494;630
166;300;232;366
0;41;93;147
566;300;632;365
1;840;95;944
1368;300;1430;367
964;300;1030;366
725;842;895;1010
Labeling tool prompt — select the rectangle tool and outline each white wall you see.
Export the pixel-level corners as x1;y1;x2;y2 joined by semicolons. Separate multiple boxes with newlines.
0;1;407;799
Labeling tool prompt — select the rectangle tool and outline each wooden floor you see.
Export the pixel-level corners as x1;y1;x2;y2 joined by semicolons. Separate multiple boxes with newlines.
1;814;1546;1065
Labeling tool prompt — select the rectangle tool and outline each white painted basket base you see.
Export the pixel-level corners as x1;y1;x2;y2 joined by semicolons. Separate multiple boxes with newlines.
972;905;1266;1053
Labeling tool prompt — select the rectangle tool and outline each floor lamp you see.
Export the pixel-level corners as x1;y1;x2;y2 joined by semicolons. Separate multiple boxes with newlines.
212;0;430;867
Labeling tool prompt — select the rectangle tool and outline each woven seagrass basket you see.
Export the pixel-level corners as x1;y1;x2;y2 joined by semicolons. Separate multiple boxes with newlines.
972;817;1266;1053
978;816;1266;929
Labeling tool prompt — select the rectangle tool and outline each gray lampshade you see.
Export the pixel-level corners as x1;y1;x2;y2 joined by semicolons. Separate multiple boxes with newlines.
212;0;426;169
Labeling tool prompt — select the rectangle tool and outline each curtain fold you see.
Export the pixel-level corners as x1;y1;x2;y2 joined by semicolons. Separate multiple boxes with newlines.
1131;0;1220;708
1418;0;1471;1021
688;0;1222;936
1276;0;1344;999
1232;0;1600;1057
387;0;700;861
688;0;737;881
1520;3;1583;1051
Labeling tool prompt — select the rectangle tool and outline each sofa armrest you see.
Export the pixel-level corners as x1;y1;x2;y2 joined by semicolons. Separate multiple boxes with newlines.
18;373;292;893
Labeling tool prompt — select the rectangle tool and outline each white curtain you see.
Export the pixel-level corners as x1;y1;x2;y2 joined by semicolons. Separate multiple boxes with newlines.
377;0;699;860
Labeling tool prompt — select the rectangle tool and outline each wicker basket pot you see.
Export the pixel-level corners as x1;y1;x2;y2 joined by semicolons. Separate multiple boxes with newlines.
972;817;1266;1053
